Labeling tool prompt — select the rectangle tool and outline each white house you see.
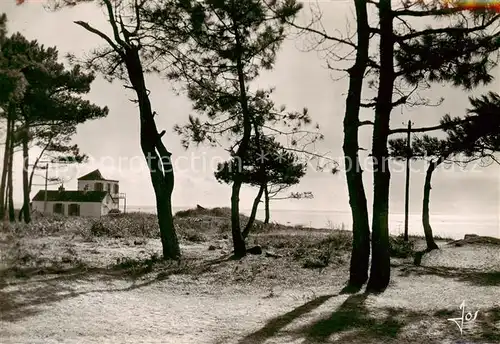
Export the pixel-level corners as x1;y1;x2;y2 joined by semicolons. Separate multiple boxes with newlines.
31;169;125;217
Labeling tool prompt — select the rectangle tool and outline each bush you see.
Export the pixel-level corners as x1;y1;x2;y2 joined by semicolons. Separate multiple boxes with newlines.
389;236;415;258
114;253;161;276
90;221;109;237
175;207;232;218
181;228;207;243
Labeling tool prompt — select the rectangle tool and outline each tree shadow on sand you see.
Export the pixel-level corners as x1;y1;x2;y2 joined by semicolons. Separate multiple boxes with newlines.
236;293;422;344
397;264;500;287
234;294;338;344
0;255;230;322
234;292;500;344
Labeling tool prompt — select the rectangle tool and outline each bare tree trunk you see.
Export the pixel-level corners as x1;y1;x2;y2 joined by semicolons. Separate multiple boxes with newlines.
7;139;15;222
264;184;270;224
228;30;253;258
422;157;443;251
74;8;181;260
19;139;53;222
231;179;247;257
242;183;265;239
28;138;51;195
124;51;180;260
21;126;31;223
0;109;13;220
3;182;8;214
343;0;371;292
367;0;394;293
18;204;24;222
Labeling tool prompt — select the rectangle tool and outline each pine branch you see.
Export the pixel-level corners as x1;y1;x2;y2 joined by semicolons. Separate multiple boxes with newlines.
74;21;123;57
393;7;464;17
397;15;500;41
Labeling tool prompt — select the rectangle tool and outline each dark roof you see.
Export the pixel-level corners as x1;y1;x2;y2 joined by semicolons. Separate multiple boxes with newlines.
32;190;108;203
78;169;118;182
78;169;105;181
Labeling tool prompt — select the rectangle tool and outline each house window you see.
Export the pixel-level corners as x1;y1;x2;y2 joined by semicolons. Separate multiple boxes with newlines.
114;184;119;194
107;183;111;192
68;204;80;216
53;203;64;215
84;184;89;191
95;182;103;191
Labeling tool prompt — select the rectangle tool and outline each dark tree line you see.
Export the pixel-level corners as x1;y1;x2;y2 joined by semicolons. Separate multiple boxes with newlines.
290;0;499;292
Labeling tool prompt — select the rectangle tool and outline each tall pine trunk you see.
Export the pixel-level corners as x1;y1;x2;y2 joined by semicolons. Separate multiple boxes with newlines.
422;157;443;251
264;184;270;224
367;0;394;293
7;138;15;222
124;50;180;260
343;0;371;291
0;108;13;220
21;126;31;223
242;183;265;239
228;30;252;258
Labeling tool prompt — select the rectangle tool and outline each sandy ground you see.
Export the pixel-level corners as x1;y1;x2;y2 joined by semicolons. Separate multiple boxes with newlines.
1;233;499;344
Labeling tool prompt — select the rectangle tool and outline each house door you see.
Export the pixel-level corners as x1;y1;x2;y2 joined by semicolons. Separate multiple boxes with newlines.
53;203;64;215
68;204;80;216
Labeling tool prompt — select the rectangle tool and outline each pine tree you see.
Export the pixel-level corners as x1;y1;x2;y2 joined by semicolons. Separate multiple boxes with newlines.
389;92;500;251
29;0;188;258
295;1;500;292
215;135;307;238
147;0;309;257
0;32;108;223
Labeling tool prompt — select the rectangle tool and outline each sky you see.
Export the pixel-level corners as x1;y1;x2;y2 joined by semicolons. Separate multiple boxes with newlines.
1;0;499;223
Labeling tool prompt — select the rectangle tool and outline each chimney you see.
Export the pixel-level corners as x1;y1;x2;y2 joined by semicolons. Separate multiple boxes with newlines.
58;184;65;192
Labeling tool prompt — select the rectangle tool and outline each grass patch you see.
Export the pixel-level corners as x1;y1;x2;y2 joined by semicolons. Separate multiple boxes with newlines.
181;228;208;243
254;231;351;269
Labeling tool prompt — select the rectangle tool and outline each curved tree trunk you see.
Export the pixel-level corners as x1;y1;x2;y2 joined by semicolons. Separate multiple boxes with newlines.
264;184;270;224
242;183;265;239
231;180;247;257
124;50;180;260
422;157;444;251
343;0;371;291
74;11;181;260
367;0;394;294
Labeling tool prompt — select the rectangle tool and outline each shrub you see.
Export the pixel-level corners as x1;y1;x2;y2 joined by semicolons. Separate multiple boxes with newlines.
389;236;415;258
90;221;109;237
181;228;207;243
114;253;161;276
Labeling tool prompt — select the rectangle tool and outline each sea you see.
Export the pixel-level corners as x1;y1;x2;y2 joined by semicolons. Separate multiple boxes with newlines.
127;206;500;240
